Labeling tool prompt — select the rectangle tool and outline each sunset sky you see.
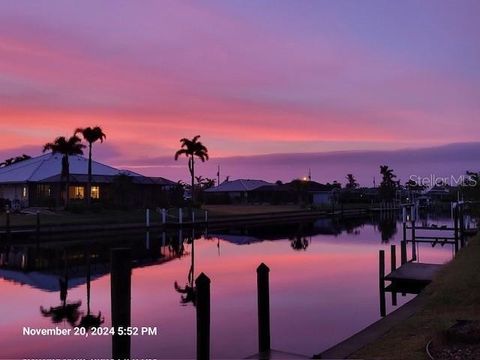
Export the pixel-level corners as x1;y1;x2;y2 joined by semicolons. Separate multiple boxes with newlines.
0;1;479;184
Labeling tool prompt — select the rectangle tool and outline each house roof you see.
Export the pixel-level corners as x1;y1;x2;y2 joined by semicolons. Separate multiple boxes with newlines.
252;180;339;193
0;153;174;184
205;179;272;193
39;174;177;186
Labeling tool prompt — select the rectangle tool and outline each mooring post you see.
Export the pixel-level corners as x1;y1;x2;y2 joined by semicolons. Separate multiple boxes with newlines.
179;208;183;224
390;244;396;272
401;240;407;265
192;209;195;224
196;273;211;360
162;208;166;224
204;210;208;223
390;244;397;306
459;205;465;248
454;204;459;253
379;250;386;317
257;263;271;354
146;208;150;228
111;248;131;360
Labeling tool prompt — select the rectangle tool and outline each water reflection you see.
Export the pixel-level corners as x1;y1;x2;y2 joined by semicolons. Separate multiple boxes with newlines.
376;216;397;243
287;224;309;251
0;212;458;359
40;249;82;327
78;248;104;330
174;230;197;306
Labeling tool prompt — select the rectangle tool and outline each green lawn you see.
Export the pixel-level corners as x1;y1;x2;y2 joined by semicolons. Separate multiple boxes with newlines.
351;234;480;359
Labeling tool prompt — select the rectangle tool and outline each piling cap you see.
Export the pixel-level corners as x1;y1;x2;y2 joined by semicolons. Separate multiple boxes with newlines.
257;263;270;273
195;272;211;286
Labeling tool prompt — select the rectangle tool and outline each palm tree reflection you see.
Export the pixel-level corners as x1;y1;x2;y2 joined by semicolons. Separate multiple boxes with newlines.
40;250;81;326
290;234;309;251
174;232;196;306
77;249;104;330
378;217;397;243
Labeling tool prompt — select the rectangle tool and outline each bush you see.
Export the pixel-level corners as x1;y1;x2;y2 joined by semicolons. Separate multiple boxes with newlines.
0;198;11;212
67;202;87;214
90;202;104;213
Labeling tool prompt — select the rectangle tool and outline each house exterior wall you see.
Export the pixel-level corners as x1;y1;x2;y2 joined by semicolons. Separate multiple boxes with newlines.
0;183;29;209
312;192;333;205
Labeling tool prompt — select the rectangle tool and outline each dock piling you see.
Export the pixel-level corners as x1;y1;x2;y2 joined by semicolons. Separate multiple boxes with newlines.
146;208;150;228
196;273;211;360
379;250;386;317
454;205;459;253
400;241;407;265
257;263;271;353
390;244;396;272
111;248;131;360
390;245;397;306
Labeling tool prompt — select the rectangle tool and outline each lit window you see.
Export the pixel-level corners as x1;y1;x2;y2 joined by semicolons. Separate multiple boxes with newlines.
22;186;27;198
91;186;100;199
69;186;85;199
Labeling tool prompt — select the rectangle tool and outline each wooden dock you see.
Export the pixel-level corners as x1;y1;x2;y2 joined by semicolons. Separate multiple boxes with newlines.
385;262;442;284
245;349;309;359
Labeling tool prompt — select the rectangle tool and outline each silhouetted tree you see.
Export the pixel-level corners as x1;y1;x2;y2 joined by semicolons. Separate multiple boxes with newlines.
174;136;209;204
461;171;480;202
345;174;359;190
0;154;31;167
75;126;106;207
379;165;398;202
43;136;85;208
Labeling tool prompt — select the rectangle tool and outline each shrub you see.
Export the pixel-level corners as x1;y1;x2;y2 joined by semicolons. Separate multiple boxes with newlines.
67;202;86;214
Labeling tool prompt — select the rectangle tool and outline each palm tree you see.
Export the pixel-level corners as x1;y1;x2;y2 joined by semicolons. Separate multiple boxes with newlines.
174;136;209;204
0;154;31;167
75;127;106;206
43;136;85;208
345;174;359;189
379;165;397;202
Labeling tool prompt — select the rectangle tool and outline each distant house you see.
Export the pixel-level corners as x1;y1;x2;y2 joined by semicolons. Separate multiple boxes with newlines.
424;185;455;202
0;153;179;209
204;179;272;203
205;178;339;205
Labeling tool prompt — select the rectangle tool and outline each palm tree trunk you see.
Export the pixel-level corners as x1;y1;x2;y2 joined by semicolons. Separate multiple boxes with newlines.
87;143;92;207
65;174;70;208
190;155;195;205
64;156;70;209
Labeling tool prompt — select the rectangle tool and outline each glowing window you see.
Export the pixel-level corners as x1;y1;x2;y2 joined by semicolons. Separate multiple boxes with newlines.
22;186;27;198
91;186;100;199
69;186;85;199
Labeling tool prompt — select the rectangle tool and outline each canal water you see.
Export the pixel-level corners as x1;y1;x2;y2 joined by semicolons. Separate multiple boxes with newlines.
0;214;455;359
